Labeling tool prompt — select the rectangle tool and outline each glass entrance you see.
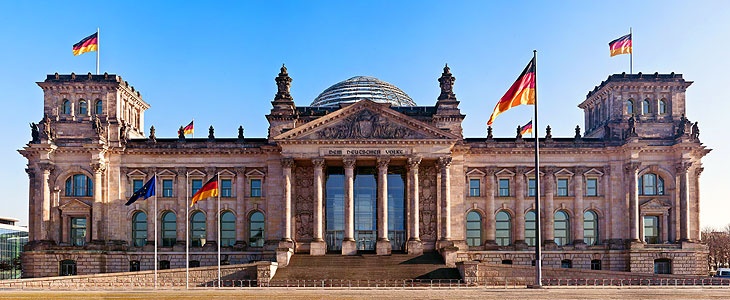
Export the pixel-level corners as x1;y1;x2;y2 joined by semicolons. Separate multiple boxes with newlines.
354;168;377;251
387;169;406;251
325;167;345;252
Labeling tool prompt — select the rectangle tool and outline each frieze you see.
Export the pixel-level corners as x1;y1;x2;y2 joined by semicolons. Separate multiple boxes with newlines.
316;110;426;139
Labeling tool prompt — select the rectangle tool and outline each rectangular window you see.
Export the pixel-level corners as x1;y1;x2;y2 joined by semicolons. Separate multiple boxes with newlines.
159;260;170;270
528;178;536;197
132;179;143;193
191;179;202;196
644;216;660;244
586;178;598;196
557;178;569;196
162;180;173;197
469;179;480;197
591;260;602;270
250;179;262;197
129;261;140;272
221;179;232;197
70;217;86;246
498;179;510;197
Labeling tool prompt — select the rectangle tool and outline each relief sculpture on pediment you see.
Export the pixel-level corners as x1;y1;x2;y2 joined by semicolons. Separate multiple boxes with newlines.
419;164;437;241
318;110;425;139
294;166;314;241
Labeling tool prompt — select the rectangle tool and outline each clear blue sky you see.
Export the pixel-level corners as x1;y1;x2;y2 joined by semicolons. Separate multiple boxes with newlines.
0;1;728;229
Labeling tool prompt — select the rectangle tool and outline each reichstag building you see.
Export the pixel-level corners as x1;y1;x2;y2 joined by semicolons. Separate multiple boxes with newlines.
19;65;709;278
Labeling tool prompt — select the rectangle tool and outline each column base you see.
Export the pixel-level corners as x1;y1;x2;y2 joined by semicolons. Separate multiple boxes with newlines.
483;240;500;250
278;240;294;249
310;240;326;256
436;239;454;250
341;240;357;255
513;240;528;250
276;247;293;267
627;239;644;249
573;240;587;250
406;239;423;255
376;239;392;256
543;240;558;250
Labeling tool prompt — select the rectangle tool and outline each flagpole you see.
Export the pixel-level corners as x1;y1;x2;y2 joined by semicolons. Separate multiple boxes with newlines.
154;173;158;289
96;27;99;75
186;172;190;290
217;172;221;288
630;27;633;75
533;50;543;288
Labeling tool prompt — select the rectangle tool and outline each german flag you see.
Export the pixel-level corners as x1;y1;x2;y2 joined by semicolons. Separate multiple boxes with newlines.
73;32;98;56
609;33;632;57
520;120;533;135
487;58;536;126
178;120;194;136
191;175;218;207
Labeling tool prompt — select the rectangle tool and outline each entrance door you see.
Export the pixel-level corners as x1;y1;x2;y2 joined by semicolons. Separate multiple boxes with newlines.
325;168;344;252
354;168;377;251
387;170;406;251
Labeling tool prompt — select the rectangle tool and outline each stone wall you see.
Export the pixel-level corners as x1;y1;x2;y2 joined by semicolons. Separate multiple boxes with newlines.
628;246;708;275
21;250;274;278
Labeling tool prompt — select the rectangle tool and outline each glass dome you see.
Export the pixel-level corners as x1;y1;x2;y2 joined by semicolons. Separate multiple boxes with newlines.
311;76;416;107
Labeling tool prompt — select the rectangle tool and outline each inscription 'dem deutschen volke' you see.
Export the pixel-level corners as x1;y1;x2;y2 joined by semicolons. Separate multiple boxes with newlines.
320;148;412;156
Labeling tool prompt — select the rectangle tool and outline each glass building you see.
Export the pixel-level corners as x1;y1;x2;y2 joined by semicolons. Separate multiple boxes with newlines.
0;217;28;280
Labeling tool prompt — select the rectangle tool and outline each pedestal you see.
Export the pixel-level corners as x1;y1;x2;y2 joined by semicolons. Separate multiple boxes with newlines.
483;240;499;250
276;247;293;267
514;240;528;250
407;239;423;255
310;240;326;256
342;240;357;255
573;240;587;250
376;239;392;256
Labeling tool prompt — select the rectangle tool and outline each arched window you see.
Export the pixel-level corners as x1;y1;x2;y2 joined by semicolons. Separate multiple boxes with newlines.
161;212;176;247
190;211;206;247
583;211;598;245
249;211;265;247
95;100;103;115
627;99;634;115
642;99;651;115
659;99;667;114
466;211;482;247
654;258;671;274
220;211;236;247
495;211;512;246
554;211;571;246
64;174;93;197
638;173;664;195
525;210;536;247
63;99;71;114
132;211;147;247
78;100;87;115
59;260;76;276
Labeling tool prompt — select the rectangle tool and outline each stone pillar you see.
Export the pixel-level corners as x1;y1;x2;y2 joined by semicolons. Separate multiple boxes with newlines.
676;162;692;241
376;157;391;255
543;167;555;247
91;162;105;242
175;168;187;244
662;213;669;243
25;168;36;242
406;156;423;255
625;162;641;243
602;166;612;243
484;168;497;247
513;167;526;248
342;157;357;255
311;158;326;255
439;157;453;243
234;168;246;245
39;162;54;241
281;158;294;243
573;167;585;247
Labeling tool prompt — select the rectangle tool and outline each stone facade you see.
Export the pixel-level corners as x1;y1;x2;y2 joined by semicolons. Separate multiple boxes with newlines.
19;68;710;278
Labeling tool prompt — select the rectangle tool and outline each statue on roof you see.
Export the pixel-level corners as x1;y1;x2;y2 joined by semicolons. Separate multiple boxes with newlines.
438;64;456;100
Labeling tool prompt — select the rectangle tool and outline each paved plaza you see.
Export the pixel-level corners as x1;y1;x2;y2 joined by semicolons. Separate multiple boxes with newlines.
1;288;730;300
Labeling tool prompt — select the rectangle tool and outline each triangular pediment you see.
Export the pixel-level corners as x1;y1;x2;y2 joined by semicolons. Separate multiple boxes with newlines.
525;168;544;176
274;100;459;141
245;169;266;177
127;169;146;177
495;168;515;177
158;169;176;177
584;168;604;176
466;169;485;176
640;198;671;210
60;199;91;211
555;168;574;177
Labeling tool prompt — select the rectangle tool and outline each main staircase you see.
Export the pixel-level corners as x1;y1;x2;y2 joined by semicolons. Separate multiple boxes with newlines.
272;252;460;282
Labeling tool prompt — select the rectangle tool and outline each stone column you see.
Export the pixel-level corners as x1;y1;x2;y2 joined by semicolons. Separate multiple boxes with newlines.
281;158;294;243
376;157;391;255
484;168;497;247
25;168;36;242
175;167;187;244
39;162;54;241
439;157;453;243
234;168;246;245
625;162;641;243
676;162;692;241
311;158;326;255
573;167;585;247
662;213;669;243
342;157;357;255
406;156;423;255
91;162;105;242
543;167;556;247
602;166;612;243
513;167;526;248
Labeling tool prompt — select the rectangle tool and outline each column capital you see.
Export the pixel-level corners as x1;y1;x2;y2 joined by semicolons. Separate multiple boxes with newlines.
342;157;356;169
176;166;188;175
281;157;295;169
376;156;390;170
234;167;246;175
675;161;693;174
25;168;35;179
602;165;611;176
484;167;499;176
695;167;704;177
407;156;422;170
312;158;326;169
437;156;452;171
38;162;54;173
514;166;528;176
542;166;557;176
624;162;641;173
574;166;588;176
90;162;106;173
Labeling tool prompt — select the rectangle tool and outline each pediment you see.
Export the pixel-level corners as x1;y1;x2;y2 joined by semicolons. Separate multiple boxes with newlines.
218;169;235;177
525;168;544;176
466;169;485;176
640;198;671;210
127;169;146;178
60;199;91;212
245;169;266;177
495;168;515;177
274;100;459;141
188;169;206;177
158;169;177;177
584;168;604;176
555;168;574;177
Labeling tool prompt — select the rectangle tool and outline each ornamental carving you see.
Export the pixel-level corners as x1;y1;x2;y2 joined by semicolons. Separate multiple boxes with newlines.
317;109;425;139
294;165;313;241
419;164;437;241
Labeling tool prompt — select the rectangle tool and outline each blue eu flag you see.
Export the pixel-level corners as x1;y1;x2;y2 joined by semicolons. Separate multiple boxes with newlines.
125;177;155;206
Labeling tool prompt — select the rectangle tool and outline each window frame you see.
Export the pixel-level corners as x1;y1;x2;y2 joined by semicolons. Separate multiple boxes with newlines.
78;99;88;115
639;173;664;196
583;210;598;246
191;179;203;196
527;178;536;197
65;174;93;197
220;211;236;247
469;178;481;197
525;210;537;247
161;211;177;247
129;260;141;272
561;259;573;269
643;215;660;244
250;178;262;197
659;99;667;114
465;211;482;247
654;258;672;274
59;260;77;276
585;178;598;197
554;211;571;246
162;179;174;198
557;178;569;197
70;217;87;246
498;178;510;197
95;99;103;115
627;99;634;115
249;211;265;247
642;99;651;115
132;211;147;247
221;179;233;198
591;259;602;270
190;211;206;247
495;211;512;246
